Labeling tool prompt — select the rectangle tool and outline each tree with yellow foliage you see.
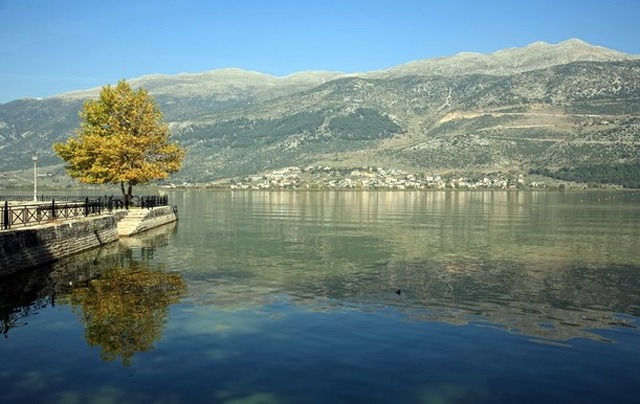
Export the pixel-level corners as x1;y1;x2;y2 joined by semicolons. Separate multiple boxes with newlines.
54;80;184;202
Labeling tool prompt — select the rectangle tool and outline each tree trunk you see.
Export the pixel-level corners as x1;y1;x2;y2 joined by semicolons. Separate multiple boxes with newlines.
120;181;134;208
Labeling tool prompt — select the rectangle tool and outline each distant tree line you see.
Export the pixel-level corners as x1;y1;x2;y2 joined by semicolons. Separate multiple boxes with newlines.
328;108;402;140
530;161;640;188
180;107;402;148
183;111;326;148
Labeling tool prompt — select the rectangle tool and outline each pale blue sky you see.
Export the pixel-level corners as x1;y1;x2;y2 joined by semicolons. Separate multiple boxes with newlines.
1;0;639;103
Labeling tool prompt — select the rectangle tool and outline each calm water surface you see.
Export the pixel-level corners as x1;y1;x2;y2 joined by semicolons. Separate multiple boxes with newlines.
2;190;640;404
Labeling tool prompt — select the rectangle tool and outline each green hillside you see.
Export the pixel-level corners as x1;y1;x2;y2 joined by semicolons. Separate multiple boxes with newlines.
1;40;639;187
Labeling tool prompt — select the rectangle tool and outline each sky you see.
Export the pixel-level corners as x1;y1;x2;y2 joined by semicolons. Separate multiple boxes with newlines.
1;0;639;103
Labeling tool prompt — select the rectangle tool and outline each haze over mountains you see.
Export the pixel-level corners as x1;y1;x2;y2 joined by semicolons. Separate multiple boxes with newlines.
1;39;639;185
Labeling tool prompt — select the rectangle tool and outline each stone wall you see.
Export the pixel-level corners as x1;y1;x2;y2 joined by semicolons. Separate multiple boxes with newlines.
0;215;119;277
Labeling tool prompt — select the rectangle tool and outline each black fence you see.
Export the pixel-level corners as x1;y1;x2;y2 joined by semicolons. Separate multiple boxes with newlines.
1;195;169;230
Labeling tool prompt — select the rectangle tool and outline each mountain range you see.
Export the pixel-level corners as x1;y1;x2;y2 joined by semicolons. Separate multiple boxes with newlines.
1;39;639;186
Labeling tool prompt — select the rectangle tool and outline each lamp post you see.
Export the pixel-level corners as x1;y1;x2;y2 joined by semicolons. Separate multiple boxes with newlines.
32;153;38;202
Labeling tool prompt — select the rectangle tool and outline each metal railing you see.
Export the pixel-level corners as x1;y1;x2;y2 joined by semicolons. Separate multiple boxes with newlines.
1;195;169;230
139;195;168;208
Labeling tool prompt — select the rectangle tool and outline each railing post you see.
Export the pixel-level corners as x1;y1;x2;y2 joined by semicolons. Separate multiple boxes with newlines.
51;199;56;220
2;200;8;230
85;197;89;217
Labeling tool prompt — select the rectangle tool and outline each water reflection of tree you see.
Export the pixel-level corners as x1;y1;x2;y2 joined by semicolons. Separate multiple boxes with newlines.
70;263;186;366
0;242;121;337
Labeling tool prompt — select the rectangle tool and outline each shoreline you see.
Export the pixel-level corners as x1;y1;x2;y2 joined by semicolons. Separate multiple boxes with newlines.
0;205;178;276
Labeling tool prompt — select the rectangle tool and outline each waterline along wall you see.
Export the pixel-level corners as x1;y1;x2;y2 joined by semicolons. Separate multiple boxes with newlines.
0;206;178;276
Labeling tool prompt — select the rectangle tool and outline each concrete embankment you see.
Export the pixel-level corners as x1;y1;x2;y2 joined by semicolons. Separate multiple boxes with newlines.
0;215;118;277
0;205;178;276
117;205;178;237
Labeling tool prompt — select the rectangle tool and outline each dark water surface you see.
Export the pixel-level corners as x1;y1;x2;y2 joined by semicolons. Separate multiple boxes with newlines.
2;190;640;404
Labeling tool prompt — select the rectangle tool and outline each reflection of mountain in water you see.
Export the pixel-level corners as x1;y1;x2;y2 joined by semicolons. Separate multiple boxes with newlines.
5;191;638;347
188;258;639;344
177;191;640;344
352;260;640;343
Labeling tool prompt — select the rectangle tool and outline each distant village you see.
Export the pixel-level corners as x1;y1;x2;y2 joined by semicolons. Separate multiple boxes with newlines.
204;166;557;191
1;164;608;192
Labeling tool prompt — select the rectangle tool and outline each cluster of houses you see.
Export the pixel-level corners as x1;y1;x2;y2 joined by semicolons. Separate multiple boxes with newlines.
218;166;534;190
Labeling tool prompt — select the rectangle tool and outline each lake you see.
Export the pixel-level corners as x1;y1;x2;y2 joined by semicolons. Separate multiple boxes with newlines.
2;190;639;404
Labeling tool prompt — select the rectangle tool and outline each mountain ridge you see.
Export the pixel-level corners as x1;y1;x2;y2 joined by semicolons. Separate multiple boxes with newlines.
1;39;639;187
372;38;638;78
45;39;638;102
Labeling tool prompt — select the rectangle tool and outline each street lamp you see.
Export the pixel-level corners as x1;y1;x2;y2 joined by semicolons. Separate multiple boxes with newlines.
32;153;38;202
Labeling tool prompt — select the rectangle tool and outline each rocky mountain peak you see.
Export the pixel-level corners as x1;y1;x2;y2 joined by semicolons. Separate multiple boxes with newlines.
50;39;636;101
373;39;637;78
